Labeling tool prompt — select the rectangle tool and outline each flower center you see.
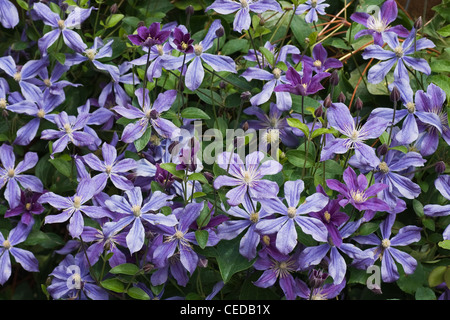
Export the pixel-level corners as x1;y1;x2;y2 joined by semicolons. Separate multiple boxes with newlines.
264;129;280;144
0;98;7;109
25;203;32;211
174;230;184;239
262;235;271;246
272;67;281;79
150;135;161;146
37;109;46;118
378;161;390;173
249;211;259;223
71;273;82;289
85;49;97;61
287;207;297;218
351;190;366;203
310;0;318;8
324;211;331;223
73;196;82;209
58;19;65;29
394;46;404;58
156;44;164;56
132;205;142;217
2;240;11;249
181;41;189;50
63;123;73;134
313;60;322;68
105;165;112;175
242;170;253;184
240;0;249;8
350;129;360;142
44;78;52;87
381;238;390;248
7;168;15;178
13;72;21;82
194;44;203;56
368;16;387;33
406;102;416;113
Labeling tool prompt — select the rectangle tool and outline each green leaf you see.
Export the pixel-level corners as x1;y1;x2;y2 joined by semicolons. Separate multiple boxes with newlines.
181;107;211;120
428;266;447;287
437;24;450;37
101;14;124;29
412;199;424;217
287;118;309;138
159;162;185;179
101;278;126;293
221;38;248;56
258;46;275;67
49;157;73;178
127;287;150;300
16;0;29;10
134;125;152;152
445;268;450;289
438;240;450;250
415;287;436;300
188;172;209;184
311;128;333;139
195;230;209;249
285;149;314;168
109;263;140;276
358;222;379;236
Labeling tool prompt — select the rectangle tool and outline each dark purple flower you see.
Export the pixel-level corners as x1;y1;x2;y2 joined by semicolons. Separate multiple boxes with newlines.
292;43;343;74
213;151;282;206
128;22;171;48
0;222;39;285
351;0;409;46
274;64;329;96
172;27;194;54
47;252;109;300
5;189;45;226
326;166;390;212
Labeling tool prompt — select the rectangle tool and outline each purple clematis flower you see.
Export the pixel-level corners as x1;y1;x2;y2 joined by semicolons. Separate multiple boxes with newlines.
350;0;409;46
82;142;137;191
40;110;97;158
243;103;300;147
217;194;272;260
5;189;45;226
294;0;330;24
243;41;300;69
213;150;282;206
206;0;282;33
163;20;236;91
104;187;178;254
352;214;421;283
39;177;111;238
326;166;390;213
128;22;171;48
47;252;109;300
0;55;47;101
172;26;194;54
0;144;43;208
424;175;450;240
131;41;173;83
292;43;343;74
274;64;329;97
296;276;346;300
113;88;180;143
321;102;387;167
253;246;300;300
362;28;435;84
152;202;204;276
0;222;39;285
0;0;19;29
256;179;329;254
32;3;93;55
298;219;372;284
33;62;80;99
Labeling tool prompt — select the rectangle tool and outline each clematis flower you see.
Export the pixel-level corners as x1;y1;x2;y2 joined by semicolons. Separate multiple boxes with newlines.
104;187;178;254
0;0;19;29
243;41;300;69
362;28;435;84
47;252;108;300
424;175;450;240
82;142;137;191
350;0;409;46
39;178;111;238
0;55;48;101
213;150;282;206
32;2;93;55
326;166;390;213
128;22;171;48
0;223;39;285
294;0;329;24
172;26;194;54
163;19;236;91
296;277;346;300
243;103;301;148
33;62;80;100
205;0;282;33
113;88;180;143
274;64;329;97
131;41;173;83
292;43;343;74
40;111;97;158
0;144;43;208
217;194;272;260
320;102;387;167
256;179;329;254
5;189;45;226
352;214;422;283
152;202;204;275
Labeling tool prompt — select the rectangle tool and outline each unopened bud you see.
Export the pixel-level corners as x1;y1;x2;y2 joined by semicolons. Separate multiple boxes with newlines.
242;121;249;131
110;3;118;14
377;143;388;156
215;26;225;38
314;106;323;118
337;92;346;103
390;86;401;102
185;5;195;17
355;97;363;111
219;81;226;89
435;161;446;174
323;94;332;109
330;70;339;86
203;172;214;183
60;2;69;11
137;21;145;28
414;16;422;30
240;91;251;102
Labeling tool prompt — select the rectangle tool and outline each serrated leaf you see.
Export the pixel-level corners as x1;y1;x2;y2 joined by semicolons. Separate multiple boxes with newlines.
109;263;140;276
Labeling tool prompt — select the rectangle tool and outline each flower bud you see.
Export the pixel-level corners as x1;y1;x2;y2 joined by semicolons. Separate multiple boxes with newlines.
414;16;423;30
330;70;339;86
203;172;214;183
355;97;363;111
435;161;446;174
308;269;328;289
242;121;249;131
137;21;145;28
240;91;251;102
215;26;225;38
390;86;401;102
110;3;118;14
323;94;332;109
337;92;346;103
377;143;388;156
185;5;195;17
314;106;323;118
